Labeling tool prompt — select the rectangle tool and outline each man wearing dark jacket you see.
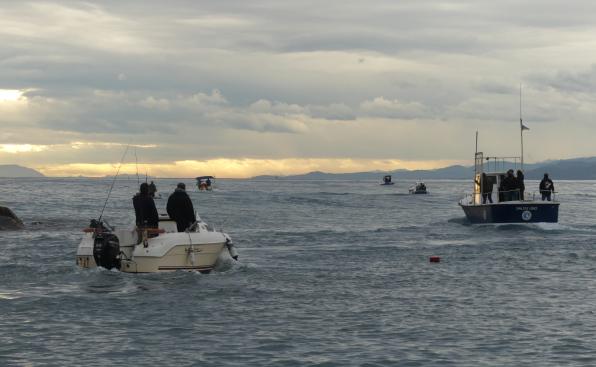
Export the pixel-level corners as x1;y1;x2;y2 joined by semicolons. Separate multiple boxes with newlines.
516;170;525;201
133;182;159;228
539;173;555;201
166;183;197;232
499;170;517;202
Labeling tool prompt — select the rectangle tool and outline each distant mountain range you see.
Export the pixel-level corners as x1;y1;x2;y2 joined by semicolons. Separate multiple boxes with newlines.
2;158;596;180
253;157;596;180
0;165;44;178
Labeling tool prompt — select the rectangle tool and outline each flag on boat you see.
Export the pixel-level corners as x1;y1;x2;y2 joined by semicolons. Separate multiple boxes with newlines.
520;119;529;131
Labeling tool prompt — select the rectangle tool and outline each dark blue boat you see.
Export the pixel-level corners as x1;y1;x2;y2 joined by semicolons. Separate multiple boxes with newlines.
459;149;559;224
460;199;559;224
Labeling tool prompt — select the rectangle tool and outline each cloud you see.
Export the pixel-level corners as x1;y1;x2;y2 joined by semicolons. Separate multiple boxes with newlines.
529;65;596;94
0;144;48;154
308;103;355;120
2;0;596;175
359;97;429;119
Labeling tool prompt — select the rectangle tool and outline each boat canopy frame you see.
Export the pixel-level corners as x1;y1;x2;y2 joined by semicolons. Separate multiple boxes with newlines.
473;152;526;205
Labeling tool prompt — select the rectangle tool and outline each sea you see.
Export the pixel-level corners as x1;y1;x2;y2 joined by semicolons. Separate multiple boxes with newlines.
1;177;596;366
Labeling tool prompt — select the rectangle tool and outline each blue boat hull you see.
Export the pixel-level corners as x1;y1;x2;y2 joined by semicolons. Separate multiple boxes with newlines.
460;202;559;224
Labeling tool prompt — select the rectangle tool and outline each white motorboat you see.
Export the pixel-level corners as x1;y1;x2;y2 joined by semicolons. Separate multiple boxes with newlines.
409;182;428;194
76;214;237;273
196;175;215;191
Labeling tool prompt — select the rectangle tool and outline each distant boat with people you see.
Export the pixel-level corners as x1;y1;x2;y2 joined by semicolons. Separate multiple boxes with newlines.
409;182;428;194
381;175;395;185
196;176;215;191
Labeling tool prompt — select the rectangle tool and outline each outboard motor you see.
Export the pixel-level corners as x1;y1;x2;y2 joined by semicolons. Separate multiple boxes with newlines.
89;220;121;270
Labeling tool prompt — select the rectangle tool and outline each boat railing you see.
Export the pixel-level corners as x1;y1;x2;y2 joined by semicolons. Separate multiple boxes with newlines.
461;189;558;205
524;190;558;202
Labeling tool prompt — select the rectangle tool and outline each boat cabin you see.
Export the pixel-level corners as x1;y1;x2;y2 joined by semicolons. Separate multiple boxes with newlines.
471;152;525;204
473;171;508;204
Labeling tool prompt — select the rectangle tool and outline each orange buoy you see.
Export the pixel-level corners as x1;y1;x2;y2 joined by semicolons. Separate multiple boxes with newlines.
429;256;441;263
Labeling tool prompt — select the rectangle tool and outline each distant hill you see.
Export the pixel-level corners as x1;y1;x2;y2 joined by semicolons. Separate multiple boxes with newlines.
252;157;596;180
524;158;596;180
0;165;44;178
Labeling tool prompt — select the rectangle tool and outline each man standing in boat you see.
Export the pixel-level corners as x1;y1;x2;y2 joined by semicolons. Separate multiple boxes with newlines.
540;173;555;201
516;170;525;201
167;183;197;232
475;172;493;204
133;183;159;228
499;170;517;202
148;181;157;198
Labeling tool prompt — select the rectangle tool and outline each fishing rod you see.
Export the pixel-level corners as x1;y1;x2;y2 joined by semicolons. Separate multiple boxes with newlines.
98;144;130;221
134;146;140;185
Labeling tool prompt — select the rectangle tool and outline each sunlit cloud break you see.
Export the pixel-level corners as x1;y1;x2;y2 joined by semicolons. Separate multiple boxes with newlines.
0;144;48;153
0;89;23;102
36;158;463;178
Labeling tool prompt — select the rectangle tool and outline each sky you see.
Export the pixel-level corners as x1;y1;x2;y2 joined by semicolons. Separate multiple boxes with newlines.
1;0;596;177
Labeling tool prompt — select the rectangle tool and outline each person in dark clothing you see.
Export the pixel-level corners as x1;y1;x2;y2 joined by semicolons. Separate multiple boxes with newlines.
166;183;197;232
516;170;525;201
206;178;212;188
479;172;494;204
539;173;555;201
148;181;157;198
499;170;517;202
132;182;159;228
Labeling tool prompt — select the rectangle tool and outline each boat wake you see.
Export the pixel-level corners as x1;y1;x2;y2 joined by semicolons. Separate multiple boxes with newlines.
447;217;471;225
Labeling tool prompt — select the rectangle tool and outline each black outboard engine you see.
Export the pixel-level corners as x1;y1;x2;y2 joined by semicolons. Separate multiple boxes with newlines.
90;219;121;270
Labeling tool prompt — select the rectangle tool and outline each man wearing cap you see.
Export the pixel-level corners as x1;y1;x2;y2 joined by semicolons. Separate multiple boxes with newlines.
166;183;197;232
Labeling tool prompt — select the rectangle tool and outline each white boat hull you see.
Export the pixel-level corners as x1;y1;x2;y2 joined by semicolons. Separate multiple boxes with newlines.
76;216;234;273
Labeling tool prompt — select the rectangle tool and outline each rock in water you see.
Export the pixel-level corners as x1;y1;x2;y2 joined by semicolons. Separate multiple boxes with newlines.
0;206;24;230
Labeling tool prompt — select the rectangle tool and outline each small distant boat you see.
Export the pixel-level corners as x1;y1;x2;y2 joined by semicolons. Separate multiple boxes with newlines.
0;206;23;230
380;175;394;185
409;182;428;194
196;176;215;191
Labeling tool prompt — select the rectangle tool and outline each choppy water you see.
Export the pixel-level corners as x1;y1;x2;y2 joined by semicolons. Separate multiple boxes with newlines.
1;178;596;366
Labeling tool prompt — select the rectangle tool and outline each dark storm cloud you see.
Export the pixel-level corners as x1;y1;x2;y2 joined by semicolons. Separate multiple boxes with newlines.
528;65;596;94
